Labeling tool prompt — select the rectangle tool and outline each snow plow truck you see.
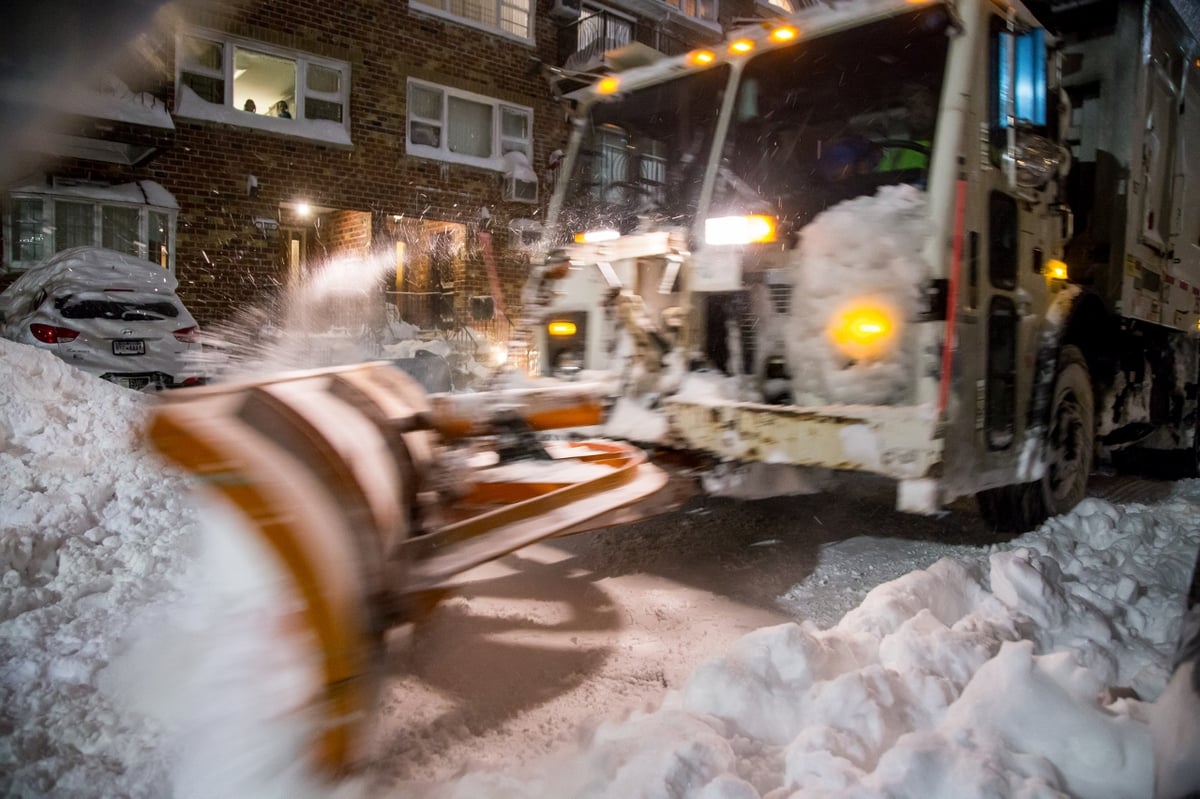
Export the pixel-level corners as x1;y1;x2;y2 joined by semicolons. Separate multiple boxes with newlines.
143;0;1200;782
530;0;1200;531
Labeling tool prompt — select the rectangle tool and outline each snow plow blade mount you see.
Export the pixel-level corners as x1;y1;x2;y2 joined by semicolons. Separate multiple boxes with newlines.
145;362;672;779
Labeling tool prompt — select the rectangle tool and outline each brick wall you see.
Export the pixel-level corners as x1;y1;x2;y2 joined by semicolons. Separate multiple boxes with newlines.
324;210;372;261
2;0;573;333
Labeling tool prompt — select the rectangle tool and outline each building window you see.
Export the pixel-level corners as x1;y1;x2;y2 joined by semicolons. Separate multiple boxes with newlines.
410;0;532;41
179;35;225;104
10;198;45;264
176;29;351;143
56;202;93;250
102;206;141;255
4;185;177;271
407;80;533;170
661;0;718;23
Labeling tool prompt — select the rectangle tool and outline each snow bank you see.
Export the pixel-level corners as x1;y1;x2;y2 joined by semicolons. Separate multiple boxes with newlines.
0;340;197;797
422;487;1200;799
3;331;1200;799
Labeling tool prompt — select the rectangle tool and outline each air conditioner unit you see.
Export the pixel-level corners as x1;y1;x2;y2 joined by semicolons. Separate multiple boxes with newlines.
550;0;582;21
510;218;543;250
503;175;538;203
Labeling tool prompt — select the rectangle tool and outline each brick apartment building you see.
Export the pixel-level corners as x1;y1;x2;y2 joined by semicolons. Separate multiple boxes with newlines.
1;0;772;362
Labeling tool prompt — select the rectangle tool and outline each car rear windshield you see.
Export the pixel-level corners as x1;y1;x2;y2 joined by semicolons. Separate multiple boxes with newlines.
55;294;181;320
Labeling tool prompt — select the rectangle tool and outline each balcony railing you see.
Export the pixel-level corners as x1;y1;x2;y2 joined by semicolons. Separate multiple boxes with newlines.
557;10;697;74
387;290;457;331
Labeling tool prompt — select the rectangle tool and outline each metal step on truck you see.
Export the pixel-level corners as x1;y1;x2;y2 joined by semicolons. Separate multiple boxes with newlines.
529;0;1200;531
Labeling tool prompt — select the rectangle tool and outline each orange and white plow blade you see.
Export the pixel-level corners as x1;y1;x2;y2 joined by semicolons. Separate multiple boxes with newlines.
146;363;669;778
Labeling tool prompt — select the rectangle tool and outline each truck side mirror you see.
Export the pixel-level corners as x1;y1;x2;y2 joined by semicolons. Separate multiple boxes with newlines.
1002;130;1070;190
994;26;1052;191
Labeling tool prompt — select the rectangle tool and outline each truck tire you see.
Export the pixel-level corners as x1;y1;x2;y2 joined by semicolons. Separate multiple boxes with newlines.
976;345;1095;532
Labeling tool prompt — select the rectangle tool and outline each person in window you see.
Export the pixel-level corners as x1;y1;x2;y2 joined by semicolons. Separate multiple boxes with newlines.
243;99;257;113
274;100;292;119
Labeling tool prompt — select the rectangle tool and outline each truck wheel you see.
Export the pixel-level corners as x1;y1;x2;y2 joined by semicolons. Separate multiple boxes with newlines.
976;345;1095;532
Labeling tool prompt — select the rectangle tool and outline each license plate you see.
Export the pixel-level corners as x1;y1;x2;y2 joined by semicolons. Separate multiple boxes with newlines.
115;376;151;390
113;339;145;356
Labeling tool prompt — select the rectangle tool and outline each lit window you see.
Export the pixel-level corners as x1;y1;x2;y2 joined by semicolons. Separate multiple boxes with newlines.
661;0;718;22
411;0;532;40
233;48;297;119
407;80;533;170
176;29;351;140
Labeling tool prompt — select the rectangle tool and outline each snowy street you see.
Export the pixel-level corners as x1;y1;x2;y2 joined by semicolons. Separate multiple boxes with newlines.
366;471;1187;796
368;481;1008;788
4;338;1199;798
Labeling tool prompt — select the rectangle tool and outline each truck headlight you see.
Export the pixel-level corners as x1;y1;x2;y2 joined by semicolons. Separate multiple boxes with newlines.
574;228;620;244
827;300;899;361
704;215;777;246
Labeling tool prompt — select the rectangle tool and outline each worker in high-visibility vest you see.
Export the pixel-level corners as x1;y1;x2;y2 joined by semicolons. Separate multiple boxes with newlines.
874;83;934;180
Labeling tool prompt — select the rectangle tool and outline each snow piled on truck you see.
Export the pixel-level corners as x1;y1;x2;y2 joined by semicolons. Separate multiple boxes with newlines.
786;185;929;406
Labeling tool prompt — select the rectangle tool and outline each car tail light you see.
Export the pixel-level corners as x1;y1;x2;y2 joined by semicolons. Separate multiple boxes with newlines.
178;376;205;387
173;326;201;344
30;323;80;343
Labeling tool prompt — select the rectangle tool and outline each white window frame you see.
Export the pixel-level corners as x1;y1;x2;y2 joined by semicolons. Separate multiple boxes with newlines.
409;0;534;44
5;193;177;272
406;79;533;171
175;28;352;145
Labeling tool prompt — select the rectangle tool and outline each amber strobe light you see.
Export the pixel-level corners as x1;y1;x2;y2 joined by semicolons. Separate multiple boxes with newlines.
596;76;620;95
548;321;578;337
827;300;898;361
1044;258;1069;280
704;215;777;245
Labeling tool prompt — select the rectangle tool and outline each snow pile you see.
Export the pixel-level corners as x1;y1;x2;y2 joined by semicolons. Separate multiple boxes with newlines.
2;334;1199;799
786;185;929;406
604;396;669;444
422;491;1199;798
0;339;197;797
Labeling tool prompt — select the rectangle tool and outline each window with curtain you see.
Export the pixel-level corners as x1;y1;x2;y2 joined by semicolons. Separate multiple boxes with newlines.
55;201;93;251
412;0;532;40
406;80;533;170
102;206;141;255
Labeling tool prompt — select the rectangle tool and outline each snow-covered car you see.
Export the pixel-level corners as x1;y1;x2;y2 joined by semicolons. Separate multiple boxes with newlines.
0;246;205;390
